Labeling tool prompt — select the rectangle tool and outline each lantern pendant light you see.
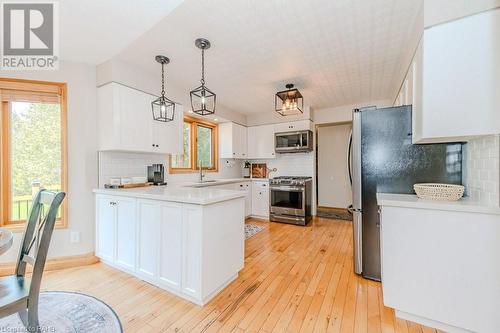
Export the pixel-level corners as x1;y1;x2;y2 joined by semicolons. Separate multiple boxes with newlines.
190;38;216;116
151;55;175;122
275;83;304;116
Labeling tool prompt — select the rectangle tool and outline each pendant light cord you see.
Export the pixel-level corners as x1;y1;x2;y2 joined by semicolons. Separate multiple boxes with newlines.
161;62;166;97
200;48;205;86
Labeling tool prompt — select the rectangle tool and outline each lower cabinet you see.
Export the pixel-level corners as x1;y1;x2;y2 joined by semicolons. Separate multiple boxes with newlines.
95;193;245;305
251;181;270;218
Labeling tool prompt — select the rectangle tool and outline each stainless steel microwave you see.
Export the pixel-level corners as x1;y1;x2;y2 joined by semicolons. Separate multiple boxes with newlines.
275;130;313;153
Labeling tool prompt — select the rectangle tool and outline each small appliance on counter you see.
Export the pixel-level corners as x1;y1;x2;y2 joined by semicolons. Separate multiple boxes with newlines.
147;164;167;186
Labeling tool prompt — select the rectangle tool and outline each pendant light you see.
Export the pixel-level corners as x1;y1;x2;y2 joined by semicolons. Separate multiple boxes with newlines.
275;83;304;116
151;55;175;122
190;38;216;116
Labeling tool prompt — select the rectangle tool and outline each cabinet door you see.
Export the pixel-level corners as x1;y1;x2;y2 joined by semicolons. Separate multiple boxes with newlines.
274;120;312;133
219;122;235;159
235;124;248;158
158;202;183;291
117;84;154;152
247;125;275;159
152;105;183;154
96;195;116;262
236;182;252;217
251;182;269;217
114;197;137;272
136;200;160;283
182;205;202;299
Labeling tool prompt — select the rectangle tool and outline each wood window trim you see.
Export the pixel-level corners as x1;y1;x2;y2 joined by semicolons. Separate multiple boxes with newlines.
169;115;219;174
0;78;68;232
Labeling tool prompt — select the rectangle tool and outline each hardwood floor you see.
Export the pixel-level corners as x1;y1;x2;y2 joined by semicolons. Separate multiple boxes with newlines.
41;217;441;332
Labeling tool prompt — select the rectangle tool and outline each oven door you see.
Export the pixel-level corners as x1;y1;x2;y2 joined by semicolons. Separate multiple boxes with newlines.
270;185;305;216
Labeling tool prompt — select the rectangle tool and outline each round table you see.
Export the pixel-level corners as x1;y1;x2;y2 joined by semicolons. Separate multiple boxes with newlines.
0;228;13;256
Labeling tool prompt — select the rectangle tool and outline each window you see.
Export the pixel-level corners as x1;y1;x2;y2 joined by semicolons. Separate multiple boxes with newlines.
0;78;67;229
170;116;218;173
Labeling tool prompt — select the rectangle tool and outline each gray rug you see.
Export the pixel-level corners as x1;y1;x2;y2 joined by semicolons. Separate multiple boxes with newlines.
245;224;265;240
0;291;122;333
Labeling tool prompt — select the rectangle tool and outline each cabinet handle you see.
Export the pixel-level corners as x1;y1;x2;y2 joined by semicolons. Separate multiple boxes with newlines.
152;144;155;147
156;144;159;147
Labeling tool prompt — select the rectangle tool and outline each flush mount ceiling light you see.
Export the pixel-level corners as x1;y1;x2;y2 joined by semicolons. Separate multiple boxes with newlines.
275;83;304;116
190;38;216;116
151;55;175;122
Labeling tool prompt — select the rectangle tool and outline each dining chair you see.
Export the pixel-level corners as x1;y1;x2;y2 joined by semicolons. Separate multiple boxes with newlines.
0;189;66;332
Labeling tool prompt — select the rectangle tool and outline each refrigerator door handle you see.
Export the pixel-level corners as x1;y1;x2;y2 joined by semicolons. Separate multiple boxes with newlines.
352;109;362;211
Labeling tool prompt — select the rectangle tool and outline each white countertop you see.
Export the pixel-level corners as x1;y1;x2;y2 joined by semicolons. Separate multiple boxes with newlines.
182;177;269;187
93;185;246;205
377;193;500;215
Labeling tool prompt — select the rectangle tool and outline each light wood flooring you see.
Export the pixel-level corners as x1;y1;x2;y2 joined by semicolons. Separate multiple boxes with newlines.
41;217;442;332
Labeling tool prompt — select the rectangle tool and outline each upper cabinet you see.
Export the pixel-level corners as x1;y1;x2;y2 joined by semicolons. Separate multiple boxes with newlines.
274;120;314;133
396;9;500;143
219;122;248;159
247;124;276;159
98;82;183;154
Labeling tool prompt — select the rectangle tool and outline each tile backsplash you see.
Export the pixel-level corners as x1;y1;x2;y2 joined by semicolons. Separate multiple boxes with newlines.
98;151;243;187
463;135;500;206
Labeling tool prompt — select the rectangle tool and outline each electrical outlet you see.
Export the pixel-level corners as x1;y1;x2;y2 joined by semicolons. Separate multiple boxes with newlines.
70;231;80;243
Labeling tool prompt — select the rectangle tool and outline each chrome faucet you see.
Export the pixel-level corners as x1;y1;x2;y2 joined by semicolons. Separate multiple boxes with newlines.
199;162;205;182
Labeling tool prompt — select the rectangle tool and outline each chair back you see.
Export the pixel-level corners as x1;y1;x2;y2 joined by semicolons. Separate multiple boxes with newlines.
14;190;66;295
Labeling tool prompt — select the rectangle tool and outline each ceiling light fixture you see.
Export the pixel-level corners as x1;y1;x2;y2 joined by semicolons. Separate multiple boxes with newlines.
190;38;216;116
151;55;175;122
275;83;304;116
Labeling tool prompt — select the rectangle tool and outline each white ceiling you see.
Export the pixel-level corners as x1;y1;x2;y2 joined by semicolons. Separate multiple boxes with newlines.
66;0;423;114
59;0;184;64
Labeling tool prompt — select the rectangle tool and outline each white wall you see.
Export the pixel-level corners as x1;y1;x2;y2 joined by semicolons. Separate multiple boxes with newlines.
0;61;98;262
463;135;500;206
313;99;391;125
98;152;243;187
97;59;247;125
317;124;352;208
245;106;312;126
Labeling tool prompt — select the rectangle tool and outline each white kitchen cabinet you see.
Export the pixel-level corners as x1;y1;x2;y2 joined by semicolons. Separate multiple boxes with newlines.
96;195;136;267
95;195;116;262
396;9;500;143
113;197;136;272
251;181;270;218
97;82;183;154
219;122;248;159
274;120;313;133
94;192;245;306
235;182;252;217
158;202;183;291
378;193;500;333
136;200;160;283
247;125;276;159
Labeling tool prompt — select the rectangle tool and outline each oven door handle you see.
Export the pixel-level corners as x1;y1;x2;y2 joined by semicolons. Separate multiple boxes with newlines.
269;186;305;192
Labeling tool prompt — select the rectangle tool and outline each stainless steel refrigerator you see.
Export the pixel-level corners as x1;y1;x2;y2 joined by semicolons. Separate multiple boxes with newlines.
350;105;462;281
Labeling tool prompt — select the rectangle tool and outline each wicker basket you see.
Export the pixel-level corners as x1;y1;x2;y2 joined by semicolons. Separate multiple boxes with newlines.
413;183;465;201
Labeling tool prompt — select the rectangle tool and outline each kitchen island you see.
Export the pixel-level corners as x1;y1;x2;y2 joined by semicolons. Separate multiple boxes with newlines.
377;193;500;333
93;186;246;305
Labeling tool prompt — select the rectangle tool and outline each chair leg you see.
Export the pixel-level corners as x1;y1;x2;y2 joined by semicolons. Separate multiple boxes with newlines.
18;309;28;327
27;300;40;332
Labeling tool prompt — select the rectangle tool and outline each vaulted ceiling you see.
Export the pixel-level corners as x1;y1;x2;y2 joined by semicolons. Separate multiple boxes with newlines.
61;0;423;114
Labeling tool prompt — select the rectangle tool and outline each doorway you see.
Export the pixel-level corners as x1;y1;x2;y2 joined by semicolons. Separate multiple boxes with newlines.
316;122;352;219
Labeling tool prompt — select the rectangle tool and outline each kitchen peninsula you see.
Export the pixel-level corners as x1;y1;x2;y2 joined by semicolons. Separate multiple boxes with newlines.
93;186;246;305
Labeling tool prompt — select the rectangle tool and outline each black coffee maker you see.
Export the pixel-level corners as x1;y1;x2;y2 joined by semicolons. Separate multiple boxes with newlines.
147;164;167;186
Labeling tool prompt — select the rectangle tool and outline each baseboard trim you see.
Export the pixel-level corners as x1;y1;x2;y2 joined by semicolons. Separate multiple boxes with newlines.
0;252;99;276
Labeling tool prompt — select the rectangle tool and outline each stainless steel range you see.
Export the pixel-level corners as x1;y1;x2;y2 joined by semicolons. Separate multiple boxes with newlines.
269;176;312;226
